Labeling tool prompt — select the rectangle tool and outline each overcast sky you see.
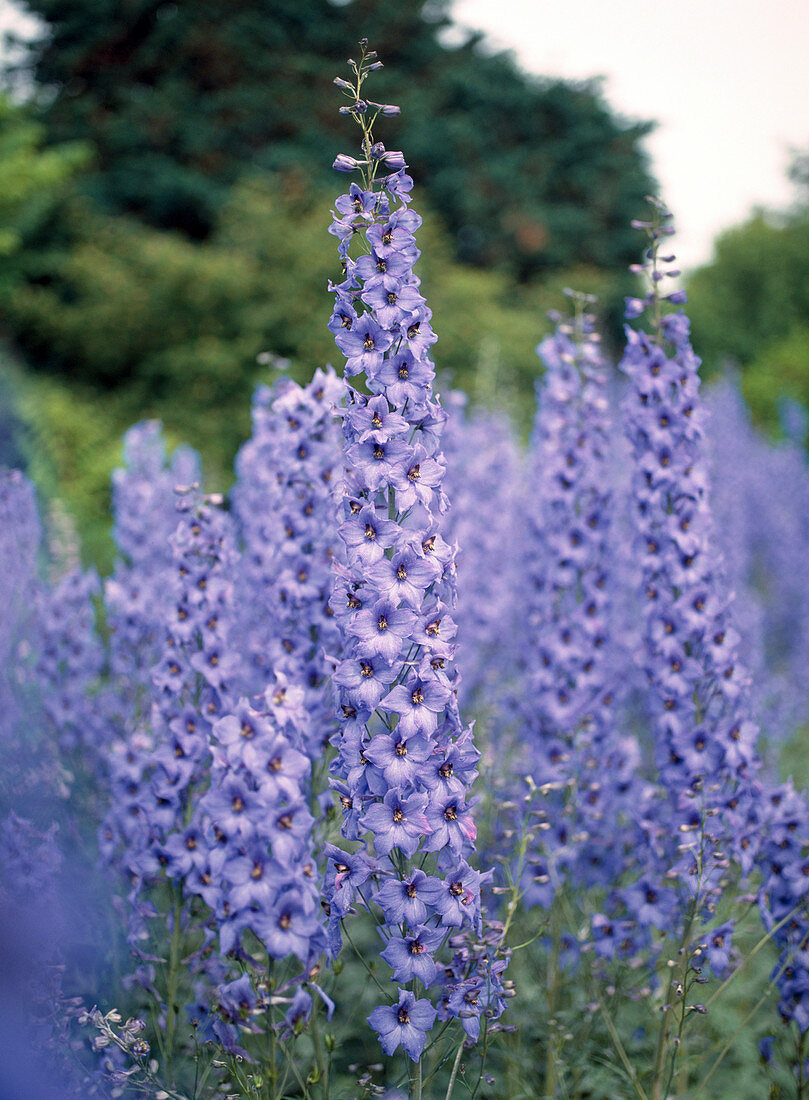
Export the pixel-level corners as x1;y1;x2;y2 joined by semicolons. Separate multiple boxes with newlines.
3;0;808;271
453;0;809;270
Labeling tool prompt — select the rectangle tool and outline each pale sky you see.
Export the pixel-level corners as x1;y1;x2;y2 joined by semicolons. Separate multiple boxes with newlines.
2;0;808;271
453;0;809;270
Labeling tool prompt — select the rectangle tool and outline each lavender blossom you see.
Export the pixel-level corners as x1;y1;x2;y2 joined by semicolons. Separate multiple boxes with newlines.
232;368;344;756
611;203;764;957
440;394;526;718
707;379;809;745
324;42;506;1063
518;300;647;914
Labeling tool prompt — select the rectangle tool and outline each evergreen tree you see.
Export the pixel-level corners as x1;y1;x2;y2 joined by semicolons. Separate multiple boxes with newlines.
8;0;655;275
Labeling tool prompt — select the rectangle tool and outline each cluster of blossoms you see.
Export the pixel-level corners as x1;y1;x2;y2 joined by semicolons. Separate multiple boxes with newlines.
35;567;106;770
103;490;246;995
707;380;809;744
232;367;344;755
0;470;41;753
518;301;646;921
323;42;507;1062
440;394;526;719
604;207;765;971
9;44;809;1099
106;485;324;1045
104;421;200;726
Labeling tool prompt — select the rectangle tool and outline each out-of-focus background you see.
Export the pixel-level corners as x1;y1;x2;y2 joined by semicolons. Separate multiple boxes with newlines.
1;0;807;568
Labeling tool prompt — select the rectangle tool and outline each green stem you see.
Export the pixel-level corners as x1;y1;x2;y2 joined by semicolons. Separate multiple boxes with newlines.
703;905;796;1009
310;997;329;1099
411;1056;423;1100
545;898;562;1098
164;885;184;1087
692;967;786;1098
651;862;702;1100
444;1039;465;1100
798;1030;807;1100
341;918;392;1000
597;998;649;1100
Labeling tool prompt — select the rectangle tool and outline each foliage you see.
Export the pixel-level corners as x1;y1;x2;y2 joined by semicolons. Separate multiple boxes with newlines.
4;170;630;551
0;93;89;294
685;160;809;429
9;0;655;275
687;209;809;371
6;351;133;567
742;327;809;434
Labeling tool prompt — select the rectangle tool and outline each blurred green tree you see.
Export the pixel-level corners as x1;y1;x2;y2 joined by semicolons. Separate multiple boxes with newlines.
0;93;89;293
687;210;809;371
686;155;809;429
7;0;655;276
4;172;620;561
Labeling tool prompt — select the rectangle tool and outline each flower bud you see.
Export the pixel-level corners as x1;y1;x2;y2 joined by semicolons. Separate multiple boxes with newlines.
333;154;362;172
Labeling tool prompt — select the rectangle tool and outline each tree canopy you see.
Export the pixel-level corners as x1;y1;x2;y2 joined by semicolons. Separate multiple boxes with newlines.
9;0;656;275
686;159;809;430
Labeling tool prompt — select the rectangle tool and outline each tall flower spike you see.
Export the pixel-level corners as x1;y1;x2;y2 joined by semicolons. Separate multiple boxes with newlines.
103;489;245;1001
612;201;764;954
440;393;526;719
0;470;41;754
707;379;809;746
518;297;648;917
105;422;201;723
232;368;345;756
324;42;506;1065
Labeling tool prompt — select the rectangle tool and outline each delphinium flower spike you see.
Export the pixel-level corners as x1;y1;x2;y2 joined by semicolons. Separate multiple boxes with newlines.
232;367;345;757
0;470;42;754
104;421;201;724
440;393;526;720
103;489;246;1006
609;201;776;1017
35;566;106;773
324;41;507;1070
518;296;648;919
707;380;809;746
